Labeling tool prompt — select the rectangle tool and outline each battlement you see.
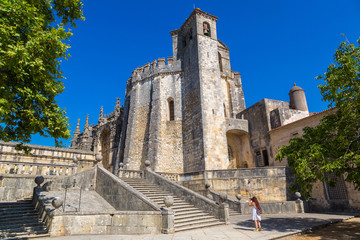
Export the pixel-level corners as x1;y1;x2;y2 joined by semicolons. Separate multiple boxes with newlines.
130;57;182;83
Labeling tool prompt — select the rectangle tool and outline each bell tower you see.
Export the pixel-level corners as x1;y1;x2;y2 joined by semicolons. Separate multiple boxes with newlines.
171;9;229;172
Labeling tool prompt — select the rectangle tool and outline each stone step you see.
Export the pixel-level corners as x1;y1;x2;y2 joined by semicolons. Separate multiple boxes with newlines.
0;217;40;226
17;198;32;202
0;206;35;212
131;186;162;189
0;228;48;239
174;212;209;220
173;209;204;216
121;178;224;232
0;209;37;217
0;200;48;239
4;232;51;240
175;218;222;228
162;204;195;211
0;223;46;233
148;196;182;200
172;207;200;213
175;221;223;232
119;180;149;185
155;203;193;209
0;213;39;222
132;186;161;189
142;194;170;198
175;215;217;224
229;209;241;216
136;190;170;195
0;202;33;207
151;198;183;204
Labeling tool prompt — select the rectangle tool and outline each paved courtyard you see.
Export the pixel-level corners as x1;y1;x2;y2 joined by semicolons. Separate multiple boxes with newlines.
39;212;357;240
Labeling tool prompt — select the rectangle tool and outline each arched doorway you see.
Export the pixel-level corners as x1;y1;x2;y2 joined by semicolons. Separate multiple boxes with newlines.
100;128;111;171
226;130;253;168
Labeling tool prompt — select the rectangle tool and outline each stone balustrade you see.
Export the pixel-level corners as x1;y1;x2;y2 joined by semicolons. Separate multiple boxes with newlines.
118;169;143;179
157;172;180;182
0;161;77;176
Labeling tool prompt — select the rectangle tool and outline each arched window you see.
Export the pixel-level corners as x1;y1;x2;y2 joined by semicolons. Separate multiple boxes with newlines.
168;98;174;121
218;52;223;72
203;22;211;37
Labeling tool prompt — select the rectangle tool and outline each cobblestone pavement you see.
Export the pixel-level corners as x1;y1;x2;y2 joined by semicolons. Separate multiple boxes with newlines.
38;213;357;240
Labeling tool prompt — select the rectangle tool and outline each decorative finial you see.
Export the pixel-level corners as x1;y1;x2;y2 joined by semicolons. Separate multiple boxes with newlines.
115;98;121;114
98;106;104;123
84;114;89;130
294;83;296;86
74;118;81;135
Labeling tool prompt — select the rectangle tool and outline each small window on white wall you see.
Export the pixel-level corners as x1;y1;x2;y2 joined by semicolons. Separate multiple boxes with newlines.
168;98;174;121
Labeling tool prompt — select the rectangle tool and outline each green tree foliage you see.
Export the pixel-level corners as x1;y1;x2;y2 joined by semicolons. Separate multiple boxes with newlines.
276;38;360;200
0;0;84;147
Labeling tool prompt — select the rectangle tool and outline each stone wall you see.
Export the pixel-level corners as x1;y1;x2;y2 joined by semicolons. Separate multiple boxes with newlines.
269;108;360;212
148;74;183;173
0;175;56;201
122;59;184;173
309;180;360;212
269;109;333;166
178;167;288;202
43;168;96;191
95;166;160;211
32;183;162;236
180;16;205;173
50;212;162;236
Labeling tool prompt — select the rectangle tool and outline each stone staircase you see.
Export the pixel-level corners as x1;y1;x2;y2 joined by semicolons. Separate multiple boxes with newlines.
229;208;241;216
0;199;49;239
120;177;224;232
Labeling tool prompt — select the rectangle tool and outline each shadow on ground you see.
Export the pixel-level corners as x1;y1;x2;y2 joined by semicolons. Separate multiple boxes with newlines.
233;216;348;233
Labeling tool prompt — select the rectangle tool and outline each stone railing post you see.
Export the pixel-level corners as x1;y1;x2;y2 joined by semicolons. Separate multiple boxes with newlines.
143;160;151;179
219;194;230;224
161;196;175;234
295;192;304;213
161;208;175;234
205;182;213;200
219;203;230;224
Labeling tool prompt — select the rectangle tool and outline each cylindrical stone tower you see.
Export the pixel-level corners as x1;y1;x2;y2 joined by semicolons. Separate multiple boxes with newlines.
289;83;308;111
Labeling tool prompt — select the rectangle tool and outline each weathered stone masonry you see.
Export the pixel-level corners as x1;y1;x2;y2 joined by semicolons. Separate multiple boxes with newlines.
70;9;309;178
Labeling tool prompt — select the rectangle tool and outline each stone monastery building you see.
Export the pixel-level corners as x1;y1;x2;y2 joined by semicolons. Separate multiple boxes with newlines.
2;10;359;238
70;8;309;176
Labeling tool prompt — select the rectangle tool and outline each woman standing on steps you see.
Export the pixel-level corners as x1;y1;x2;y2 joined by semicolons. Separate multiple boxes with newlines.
249;196;262;231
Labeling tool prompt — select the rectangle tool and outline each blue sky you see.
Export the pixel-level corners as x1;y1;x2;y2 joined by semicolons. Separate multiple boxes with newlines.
31;0;360;147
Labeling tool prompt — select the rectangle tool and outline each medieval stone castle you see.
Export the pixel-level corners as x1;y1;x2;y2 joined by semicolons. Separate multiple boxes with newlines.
70;8;309;175
1;9;359;237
